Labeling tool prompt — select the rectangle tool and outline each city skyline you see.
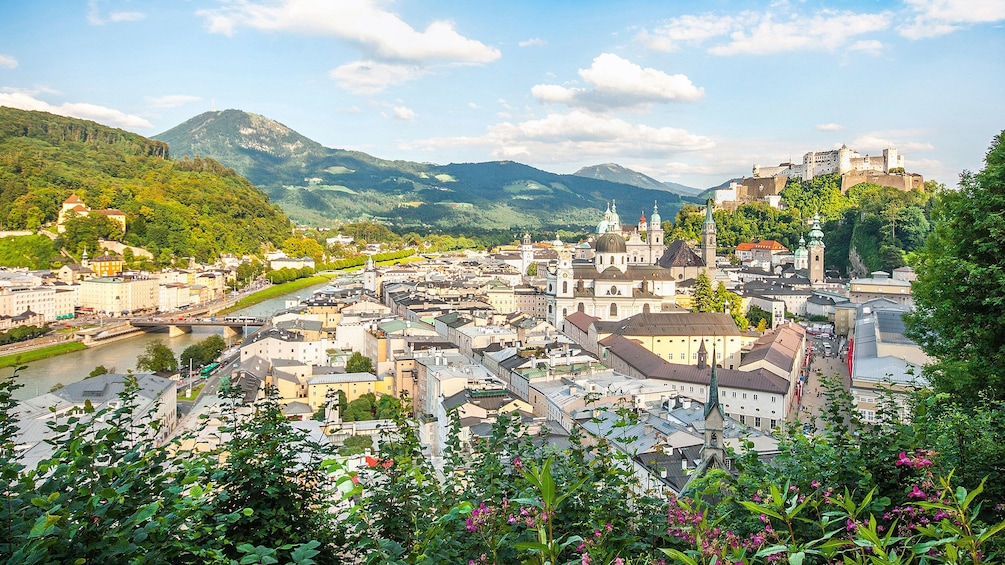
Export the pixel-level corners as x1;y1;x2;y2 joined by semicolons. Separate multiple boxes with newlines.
1;0;1003;188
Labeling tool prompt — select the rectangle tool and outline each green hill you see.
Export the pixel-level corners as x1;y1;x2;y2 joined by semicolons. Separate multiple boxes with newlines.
0;107;291;264
155;109;687;230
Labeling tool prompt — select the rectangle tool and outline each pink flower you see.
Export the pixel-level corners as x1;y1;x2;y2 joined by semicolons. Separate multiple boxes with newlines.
909;485;926;499
512;457;523;470
811;480;820;488
614;559;624;565
896;452;912;466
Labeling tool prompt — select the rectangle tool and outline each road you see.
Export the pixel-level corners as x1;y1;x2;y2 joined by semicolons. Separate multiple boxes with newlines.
788;333;850;425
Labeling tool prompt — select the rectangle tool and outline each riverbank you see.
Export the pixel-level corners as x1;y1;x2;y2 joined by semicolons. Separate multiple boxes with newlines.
219;274;334;314
0;341;88;368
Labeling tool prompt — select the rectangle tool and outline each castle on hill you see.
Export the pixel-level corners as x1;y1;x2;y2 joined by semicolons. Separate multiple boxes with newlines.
717;145;925;208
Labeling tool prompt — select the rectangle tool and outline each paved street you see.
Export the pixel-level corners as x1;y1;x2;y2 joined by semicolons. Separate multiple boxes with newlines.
788;334;850;426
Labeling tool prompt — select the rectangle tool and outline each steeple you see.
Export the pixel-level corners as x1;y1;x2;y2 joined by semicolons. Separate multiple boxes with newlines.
701;199;717;273
704;344;723;420
807;213;825;284
701;341;725;469
697;339;707;370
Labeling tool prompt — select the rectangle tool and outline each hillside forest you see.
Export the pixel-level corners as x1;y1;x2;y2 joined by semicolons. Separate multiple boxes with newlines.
668;174;938;276
0;108;291;266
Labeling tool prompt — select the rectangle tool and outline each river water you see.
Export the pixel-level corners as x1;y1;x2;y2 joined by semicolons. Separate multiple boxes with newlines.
9;281;333;400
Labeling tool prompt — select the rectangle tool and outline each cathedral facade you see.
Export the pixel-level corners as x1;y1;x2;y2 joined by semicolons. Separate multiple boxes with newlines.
546;200;717;330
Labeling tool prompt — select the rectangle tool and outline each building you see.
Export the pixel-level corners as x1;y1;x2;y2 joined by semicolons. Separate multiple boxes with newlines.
846;300;929;422
57;194;126;234
590;312;746;368
753;145;904;182
806;214;825;285
79;276;158;315
12;373;176;470
849;271;913;307
545;201;716;329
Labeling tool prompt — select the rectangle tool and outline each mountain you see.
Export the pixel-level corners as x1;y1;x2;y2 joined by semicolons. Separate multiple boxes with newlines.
573;163;703;197
0;107;291;262
155;110;688;231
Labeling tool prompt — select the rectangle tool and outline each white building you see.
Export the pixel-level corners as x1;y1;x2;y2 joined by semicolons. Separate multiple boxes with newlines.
753;145;904;181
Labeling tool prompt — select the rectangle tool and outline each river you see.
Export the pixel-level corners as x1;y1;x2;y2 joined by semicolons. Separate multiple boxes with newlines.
9;280;335;400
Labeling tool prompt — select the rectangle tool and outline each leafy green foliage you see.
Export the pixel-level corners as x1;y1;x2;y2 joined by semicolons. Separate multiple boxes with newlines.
339;434;373;456
135;340;177;372
905;130;1005;400
346;351;374;374
0;107;291;263
0;235;56;269
179;334;226;369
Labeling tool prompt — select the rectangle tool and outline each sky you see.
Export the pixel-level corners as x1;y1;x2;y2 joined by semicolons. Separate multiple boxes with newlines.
1;0;1003;189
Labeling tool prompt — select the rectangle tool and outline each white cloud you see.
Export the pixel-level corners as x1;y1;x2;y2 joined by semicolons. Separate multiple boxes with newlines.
329;60;425;94
532;53;704;111
392;106;416;121
197;0;499;63
636;13;744;52
898;0;1005;39
849;39;884;54
337;105;363;114
816;123;845;131
0;55;17;69
144;94;201;109
640;9;890;56
518;38;547;48
410;110;714;165
851;133;934;154
467;102;479;109
87;1;145;25
0;91;153;129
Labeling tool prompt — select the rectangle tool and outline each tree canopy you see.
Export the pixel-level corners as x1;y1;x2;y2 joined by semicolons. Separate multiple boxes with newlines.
135;340;177;373
906;130;1005;400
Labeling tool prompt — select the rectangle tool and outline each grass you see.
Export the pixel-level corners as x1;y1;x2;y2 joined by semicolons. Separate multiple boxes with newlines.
177;383;205;401
218;274;333;315
0;341;88;368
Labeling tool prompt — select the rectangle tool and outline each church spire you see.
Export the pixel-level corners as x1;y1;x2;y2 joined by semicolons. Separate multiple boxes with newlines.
704;342;723;420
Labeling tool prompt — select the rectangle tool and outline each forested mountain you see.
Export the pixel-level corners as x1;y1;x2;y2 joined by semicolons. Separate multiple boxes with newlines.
574;163;704;196
155;110;690;230
0;107;291;264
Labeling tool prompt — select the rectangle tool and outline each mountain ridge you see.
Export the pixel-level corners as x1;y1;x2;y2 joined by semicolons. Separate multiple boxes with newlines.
154;109;696;230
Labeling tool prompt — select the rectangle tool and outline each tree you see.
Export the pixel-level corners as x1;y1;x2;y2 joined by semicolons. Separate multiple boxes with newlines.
87;365;110;378
346;351;374;374
716;282;749;330
339;434;373;456
691;271;715;312
906;131;1005;400
135;340;177;372
526;262;538;276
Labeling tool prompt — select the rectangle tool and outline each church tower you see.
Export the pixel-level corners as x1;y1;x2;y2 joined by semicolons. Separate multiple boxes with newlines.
701;199;717;274
520;233;534;275
702;343;725;468
364;256;377;293
649;201;663;253
807;213;825;284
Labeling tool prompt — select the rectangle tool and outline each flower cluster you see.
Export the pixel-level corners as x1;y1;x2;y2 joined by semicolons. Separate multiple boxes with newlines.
895;449;935;469
466;502;495;533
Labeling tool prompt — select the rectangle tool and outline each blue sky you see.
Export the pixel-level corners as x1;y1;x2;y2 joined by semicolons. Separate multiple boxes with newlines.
1;0;1003;189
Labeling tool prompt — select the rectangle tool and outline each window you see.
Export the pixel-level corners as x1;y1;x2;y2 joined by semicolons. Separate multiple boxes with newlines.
770;419;777;428
732;391;736;398
753;394;758;400
739;415;745;425
742;393;747;399
562;281;568;294
692;352;697;360
609;303;617;317
755;417;761;427
771;396;776;403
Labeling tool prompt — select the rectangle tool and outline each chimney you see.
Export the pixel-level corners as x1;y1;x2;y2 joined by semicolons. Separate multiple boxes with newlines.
681;452;688;470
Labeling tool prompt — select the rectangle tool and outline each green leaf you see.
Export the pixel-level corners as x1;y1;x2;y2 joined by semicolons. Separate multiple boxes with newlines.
789;550;804;565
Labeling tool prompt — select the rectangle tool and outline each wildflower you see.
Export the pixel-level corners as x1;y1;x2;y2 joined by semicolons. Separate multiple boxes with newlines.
909;485;926;499
512;457;523;470
581;553;591;565
614;559;624;565
846;519;857;533
896;452;912;466
811;480;820;488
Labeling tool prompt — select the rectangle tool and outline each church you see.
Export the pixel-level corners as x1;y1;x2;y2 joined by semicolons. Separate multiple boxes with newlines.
545;200;717;330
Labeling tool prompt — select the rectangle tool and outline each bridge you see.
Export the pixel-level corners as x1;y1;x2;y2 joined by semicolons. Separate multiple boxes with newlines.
129;316;268;338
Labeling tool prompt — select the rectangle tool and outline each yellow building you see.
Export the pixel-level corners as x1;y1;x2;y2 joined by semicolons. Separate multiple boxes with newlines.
592;312;749;369
306;372;394;413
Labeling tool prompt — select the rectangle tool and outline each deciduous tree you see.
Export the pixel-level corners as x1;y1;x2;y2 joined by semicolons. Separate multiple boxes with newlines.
906;130;1005;400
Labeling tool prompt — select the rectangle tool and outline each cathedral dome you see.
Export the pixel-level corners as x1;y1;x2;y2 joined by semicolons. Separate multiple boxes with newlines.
595;232;627;254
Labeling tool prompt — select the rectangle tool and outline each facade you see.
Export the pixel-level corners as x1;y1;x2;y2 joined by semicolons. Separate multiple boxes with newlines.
79;276;158;315
806;214;825;285
753;145;905;182
546;201;716;329
849;271;913;307
590;312;746;368
306;372;393;413
57;194;126;234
